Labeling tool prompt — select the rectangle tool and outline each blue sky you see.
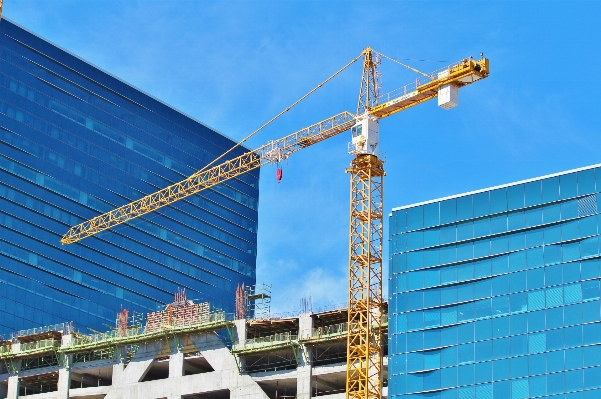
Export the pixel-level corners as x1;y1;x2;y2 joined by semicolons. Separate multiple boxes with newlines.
5;1;601;313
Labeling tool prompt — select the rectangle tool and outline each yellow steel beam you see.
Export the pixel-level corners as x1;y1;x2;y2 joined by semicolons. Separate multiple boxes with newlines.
61;111;356;244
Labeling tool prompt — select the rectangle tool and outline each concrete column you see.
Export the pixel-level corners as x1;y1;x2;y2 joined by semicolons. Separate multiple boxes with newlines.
168;337;184;378
298;312;313;340
233;319;247;372
6;376;18;399
297;313;314;399
5;357;21;399
57;353;72;399
111;346;127;386
234;319;246;343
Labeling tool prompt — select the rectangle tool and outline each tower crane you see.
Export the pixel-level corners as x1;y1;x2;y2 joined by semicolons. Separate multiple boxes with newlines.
61;48;489;399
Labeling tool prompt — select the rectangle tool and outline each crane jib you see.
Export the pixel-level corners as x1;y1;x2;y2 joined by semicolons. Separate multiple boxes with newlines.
60;56;489;246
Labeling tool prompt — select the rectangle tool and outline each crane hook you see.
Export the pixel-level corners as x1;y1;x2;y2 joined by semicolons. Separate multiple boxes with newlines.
276;167;283;184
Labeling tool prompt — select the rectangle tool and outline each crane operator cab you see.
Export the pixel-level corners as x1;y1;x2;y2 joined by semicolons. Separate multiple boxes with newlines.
349;115;379;156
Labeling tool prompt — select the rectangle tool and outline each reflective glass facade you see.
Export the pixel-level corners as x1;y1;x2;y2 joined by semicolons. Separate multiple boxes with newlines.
389;164;601;398
0;19;259;335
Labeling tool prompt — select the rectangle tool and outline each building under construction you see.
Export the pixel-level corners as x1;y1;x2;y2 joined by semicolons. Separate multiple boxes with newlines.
0;291;389;399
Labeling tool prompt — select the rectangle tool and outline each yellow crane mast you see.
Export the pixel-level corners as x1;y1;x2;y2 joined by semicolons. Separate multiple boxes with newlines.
61;49;489;399
346;48;385;399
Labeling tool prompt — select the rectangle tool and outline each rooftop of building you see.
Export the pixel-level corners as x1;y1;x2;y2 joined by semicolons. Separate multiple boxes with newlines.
391;162;601;212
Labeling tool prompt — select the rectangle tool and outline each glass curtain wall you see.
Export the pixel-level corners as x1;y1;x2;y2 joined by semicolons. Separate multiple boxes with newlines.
389;165;601;398
0;19;259;335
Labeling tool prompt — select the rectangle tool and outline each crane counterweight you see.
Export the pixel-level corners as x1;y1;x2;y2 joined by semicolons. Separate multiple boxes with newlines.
438;83;459;110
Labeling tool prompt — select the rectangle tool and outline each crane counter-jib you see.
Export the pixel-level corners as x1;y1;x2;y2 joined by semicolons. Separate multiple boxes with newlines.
371;57;489;118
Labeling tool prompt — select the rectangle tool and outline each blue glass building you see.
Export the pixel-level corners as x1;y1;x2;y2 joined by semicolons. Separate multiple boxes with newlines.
0;18;259;336
389;164;601;398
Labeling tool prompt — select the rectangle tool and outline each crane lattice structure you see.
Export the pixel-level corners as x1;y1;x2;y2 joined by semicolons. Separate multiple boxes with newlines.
61;48;489;399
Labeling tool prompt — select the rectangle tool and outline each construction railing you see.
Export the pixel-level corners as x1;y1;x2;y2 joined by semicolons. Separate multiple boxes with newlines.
235;332;297;351
310;322;348;339
67;310;233;351
0;310;233;360
69;327;145;348
11;322;72;339
73;347;115;363
19;339;60;354
0;343;11;355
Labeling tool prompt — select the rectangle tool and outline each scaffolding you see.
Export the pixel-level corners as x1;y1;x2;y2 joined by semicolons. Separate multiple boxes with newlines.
245;283;272;319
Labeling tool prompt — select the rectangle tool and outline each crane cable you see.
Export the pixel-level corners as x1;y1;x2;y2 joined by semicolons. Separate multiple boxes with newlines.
195;52;364;175
376;52;432;79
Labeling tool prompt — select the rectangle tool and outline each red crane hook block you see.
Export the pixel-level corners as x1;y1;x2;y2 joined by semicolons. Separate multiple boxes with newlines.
276;168;283;184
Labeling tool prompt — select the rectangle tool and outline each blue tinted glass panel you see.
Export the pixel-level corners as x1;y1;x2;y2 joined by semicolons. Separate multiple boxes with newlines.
562;200;578;219
507;184;525;210
543;176;560;203
561;173;578;199
440;225;456;244
525;181;542;207
457;221;473;241
490;188;507;214
394;210;407;233
543;203;561;223
508;212;525;230
424;202;439;228
407;206;424;230
440;198;457;224
578;169;596;195
473;192;489;217
490;214;507;234
473;218;490;237
457;195;473;221
525;207;542;227
580;215;597;237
